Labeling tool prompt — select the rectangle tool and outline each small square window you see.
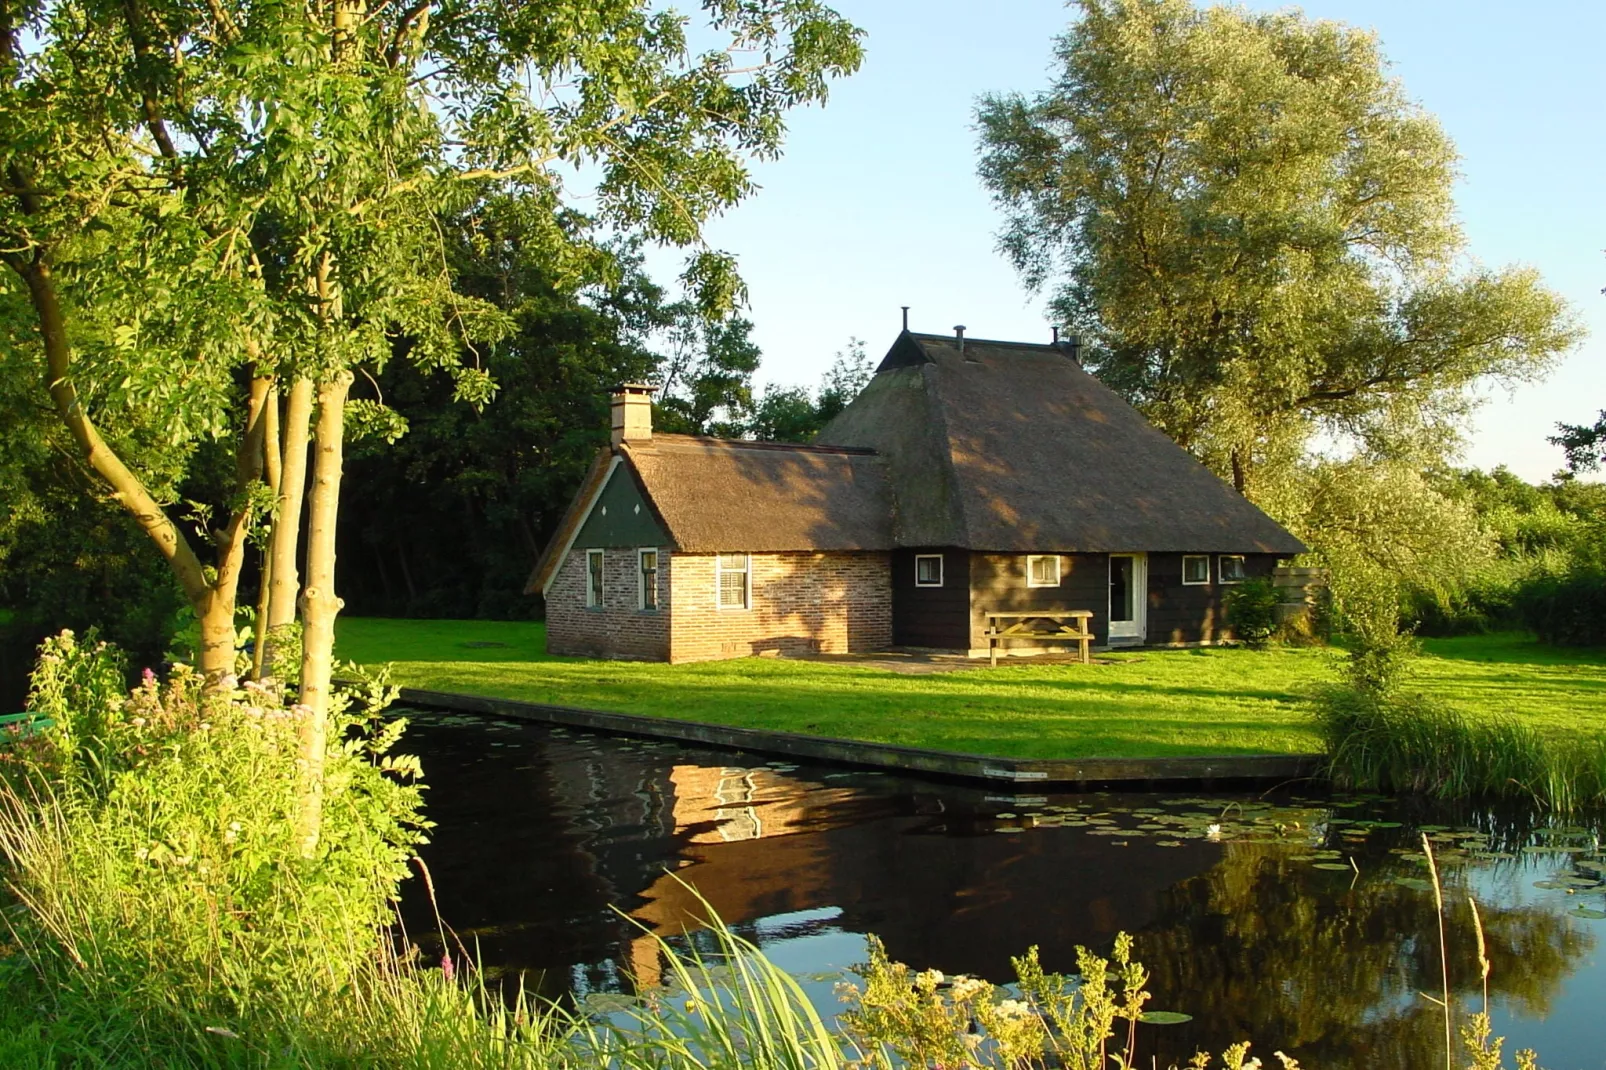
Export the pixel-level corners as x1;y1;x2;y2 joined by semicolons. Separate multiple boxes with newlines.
1182;555;1210;585
915;554;944;587
1218;555;1247;584
638;548;659;610
585;549;605;607
716;553;750;610
1026;555;1060;587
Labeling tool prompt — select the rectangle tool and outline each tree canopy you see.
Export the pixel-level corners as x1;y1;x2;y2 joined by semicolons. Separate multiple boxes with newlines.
977;0;1580;494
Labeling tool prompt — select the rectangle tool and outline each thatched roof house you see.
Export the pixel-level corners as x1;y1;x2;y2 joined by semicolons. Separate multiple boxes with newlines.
530;330;1304;662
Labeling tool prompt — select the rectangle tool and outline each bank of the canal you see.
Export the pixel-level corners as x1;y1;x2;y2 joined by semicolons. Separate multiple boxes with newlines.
398;709;1606;1070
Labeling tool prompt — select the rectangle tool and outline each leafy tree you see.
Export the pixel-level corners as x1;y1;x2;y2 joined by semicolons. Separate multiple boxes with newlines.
2;0;862;850
746;337;873;442
977;0;1580;495
1550;410;1606;474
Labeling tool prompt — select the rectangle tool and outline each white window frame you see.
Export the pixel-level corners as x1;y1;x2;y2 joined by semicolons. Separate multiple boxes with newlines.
914;553;944;588
1026;554;1061;588
585;549;605;607
1218;554;1247;585
638;547;660;611
715;553;752;611
1182;554;1211;586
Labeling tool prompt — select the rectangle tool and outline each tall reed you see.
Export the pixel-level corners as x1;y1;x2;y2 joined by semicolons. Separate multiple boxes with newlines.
1313;685;1606;812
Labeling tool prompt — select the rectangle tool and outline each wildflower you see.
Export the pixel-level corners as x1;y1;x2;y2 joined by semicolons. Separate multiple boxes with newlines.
684;998;699;1015
134;847;149;860
1206;823;1223;841
995;998;1033;1019
131;717;146;728
950;976;988;1001
198;722;211;732
441;953;455;982
142;668;156;684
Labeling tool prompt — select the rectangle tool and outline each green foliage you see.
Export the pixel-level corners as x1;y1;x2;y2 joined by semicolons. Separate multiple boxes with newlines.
1313;685;1606;812
747;338;874;443
977;0;1580;492
0;636;429;1043
1513;562;1606;647
1549;409;1606;474
1224;577;1280;648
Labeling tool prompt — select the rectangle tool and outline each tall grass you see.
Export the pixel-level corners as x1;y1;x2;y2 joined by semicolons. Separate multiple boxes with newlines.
1313;685;1606;812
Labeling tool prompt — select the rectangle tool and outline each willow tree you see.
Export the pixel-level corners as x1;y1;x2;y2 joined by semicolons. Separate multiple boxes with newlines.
2;0;861;850
977;0;1580;495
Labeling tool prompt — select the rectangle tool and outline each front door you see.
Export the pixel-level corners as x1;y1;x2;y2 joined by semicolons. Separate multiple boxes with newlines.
1108;553;1147;643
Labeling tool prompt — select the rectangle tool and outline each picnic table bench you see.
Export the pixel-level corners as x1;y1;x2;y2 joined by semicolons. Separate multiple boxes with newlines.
983;611;1094;667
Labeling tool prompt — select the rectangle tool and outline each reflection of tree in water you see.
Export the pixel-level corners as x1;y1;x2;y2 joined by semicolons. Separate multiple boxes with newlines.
1132;842;1593;1068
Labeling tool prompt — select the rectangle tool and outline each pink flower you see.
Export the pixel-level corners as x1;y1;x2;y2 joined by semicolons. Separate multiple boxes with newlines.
441;953;454;982
142;668;156;684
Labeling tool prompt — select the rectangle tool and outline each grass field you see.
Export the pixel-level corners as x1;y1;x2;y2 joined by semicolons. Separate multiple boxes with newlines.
334;619;1606;760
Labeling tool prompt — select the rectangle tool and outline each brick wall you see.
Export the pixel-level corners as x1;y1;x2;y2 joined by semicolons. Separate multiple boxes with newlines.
545;546;671;660
668;552;892;663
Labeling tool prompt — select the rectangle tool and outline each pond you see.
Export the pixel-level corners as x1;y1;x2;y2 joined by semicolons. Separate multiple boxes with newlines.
397;709;1606;1069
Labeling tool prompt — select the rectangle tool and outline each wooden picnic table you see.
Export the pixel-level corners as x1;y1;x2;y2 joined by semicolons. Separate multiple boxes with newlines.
983;610;1094;667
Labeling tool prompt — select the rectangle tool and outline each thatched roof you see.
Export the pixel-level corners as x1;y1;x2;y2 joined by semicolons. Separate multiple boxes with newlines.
814;332;1306;554
624;434;894;552
525;434;895;593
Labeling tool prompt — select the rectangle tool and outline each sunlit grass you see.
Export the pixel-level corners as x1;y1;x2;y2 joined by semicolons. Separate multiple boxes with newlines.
336;620;1606;760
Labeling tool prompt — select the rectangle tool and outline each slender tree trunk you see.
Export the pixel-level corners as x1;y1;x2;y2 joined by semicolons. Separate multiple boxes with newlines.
252;383;282;680
1230;446;1249;496
266;378;314;645
295;372;352;856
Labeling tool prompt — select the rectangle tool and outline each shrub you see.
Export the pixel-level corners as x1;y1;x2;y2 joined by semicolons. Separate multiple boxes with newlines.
0;635;428;1052
1513;563;1606;647
1224;577;1281;647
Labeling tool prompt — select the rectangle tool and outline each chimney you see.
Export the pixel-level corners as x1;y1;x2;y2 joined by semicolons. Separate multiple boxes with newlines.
901;305;910;331
955;324;974;361
610;383;655;447
1065;334;1082;366
1052;325;1060;345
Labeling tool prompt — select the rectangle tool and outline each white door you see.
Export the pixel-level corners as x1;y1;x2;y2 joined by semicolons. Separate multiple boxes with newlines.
1108;553;1147;643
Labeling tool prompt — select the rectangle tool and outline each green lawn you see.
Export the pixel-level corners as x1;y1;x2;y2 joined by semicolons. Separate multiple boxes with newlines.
334;618;1606;760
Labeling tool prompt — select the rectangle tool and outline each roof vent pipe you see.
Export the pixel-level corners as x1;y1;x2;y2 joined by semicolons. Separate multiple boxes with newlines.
901;305;910;331
954;324;970;359
1051;325;1060;345
1066;334;1082;366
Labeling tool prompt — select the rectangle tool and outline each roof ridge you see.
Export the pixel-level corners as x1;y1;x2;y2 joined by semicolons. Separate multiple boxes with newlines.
640;433;878;456
907;332;1062;351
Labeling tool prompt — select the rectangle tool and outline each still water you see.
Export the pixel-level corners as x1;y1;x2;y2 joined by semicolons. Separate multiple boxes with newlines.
397;710;1606;1069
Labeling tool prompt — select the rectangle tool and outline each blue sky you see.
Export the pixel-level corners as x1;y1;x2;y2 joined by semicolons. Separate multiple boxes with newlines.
647;0;1604;482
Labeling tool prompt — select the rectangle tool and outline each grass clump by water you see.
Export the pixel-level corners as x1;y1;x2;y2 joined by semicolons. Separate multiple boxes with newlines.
1313;685;1606;813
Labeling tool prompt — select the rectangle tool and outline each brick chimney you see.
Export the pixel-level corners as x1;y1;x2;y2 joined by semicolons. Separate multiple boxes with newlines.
610;383;655;447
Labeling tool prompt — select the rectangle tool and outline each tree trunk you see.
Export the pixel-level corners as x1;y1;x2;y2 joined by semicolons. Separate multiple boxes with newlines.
295;372;351;857
265;378;314;664
1230;446;1249;496
251;383;282;680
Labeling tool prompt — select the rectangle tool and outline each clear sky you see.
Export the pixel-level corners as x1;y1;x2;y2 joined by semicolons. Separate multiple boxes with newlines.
648;0;1604;482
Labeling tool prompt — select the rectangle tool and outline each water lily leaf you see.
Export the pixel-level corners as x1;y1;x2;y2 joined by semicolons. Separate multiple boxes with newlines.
1393;877;1433;891
1140;1011;1193;1025
1312;862;1353;871
1568;908;1606;920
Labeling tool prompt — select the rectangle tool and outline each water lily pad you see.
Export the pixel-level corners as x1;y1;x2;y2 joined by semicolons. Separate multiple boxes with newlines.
1155;840;1184;847
1568;907;1606;920
1312;862;1353;871
1533;880;1569;890
1393;877;1433;891
1140;1011;1193;1025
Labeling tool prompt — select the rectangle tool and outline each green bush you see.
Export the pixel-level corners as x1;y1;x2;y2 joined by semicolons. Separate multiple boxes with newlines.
1224;577;1281;647
1514;563;1606;647
0;634;428;1054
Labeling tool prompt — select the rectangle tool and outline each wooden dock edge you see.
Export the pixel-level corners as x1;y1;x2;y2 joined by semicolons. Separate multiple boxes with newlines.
394;687;1325;790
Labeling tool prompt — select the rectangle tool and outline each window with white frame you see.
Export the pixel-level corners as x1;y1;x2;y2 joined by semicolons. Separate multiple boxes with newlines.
1218;555;1247;584
1026;555;1061;587
585;549;605;607
638;548;659;610
716;553;751;610
1182;555;1210;585
914;554;944;587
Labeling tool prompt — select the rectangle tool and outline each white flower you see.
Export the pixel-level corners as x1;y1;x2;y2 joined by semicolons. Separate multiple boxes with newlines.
995;999;1032;1019
1206;823;1223;841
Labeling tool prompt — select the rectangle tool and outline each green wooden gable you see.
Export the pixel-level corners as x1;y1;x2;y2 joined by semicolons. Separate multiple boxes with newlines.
573;463;670;549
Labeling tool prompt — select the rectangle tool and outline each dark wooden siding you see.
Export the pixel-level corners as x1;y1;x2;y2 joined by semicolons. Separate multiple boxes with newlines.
968;553;1109;648
891;549;970;648
1145;552;1279;645
573;464;670;549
